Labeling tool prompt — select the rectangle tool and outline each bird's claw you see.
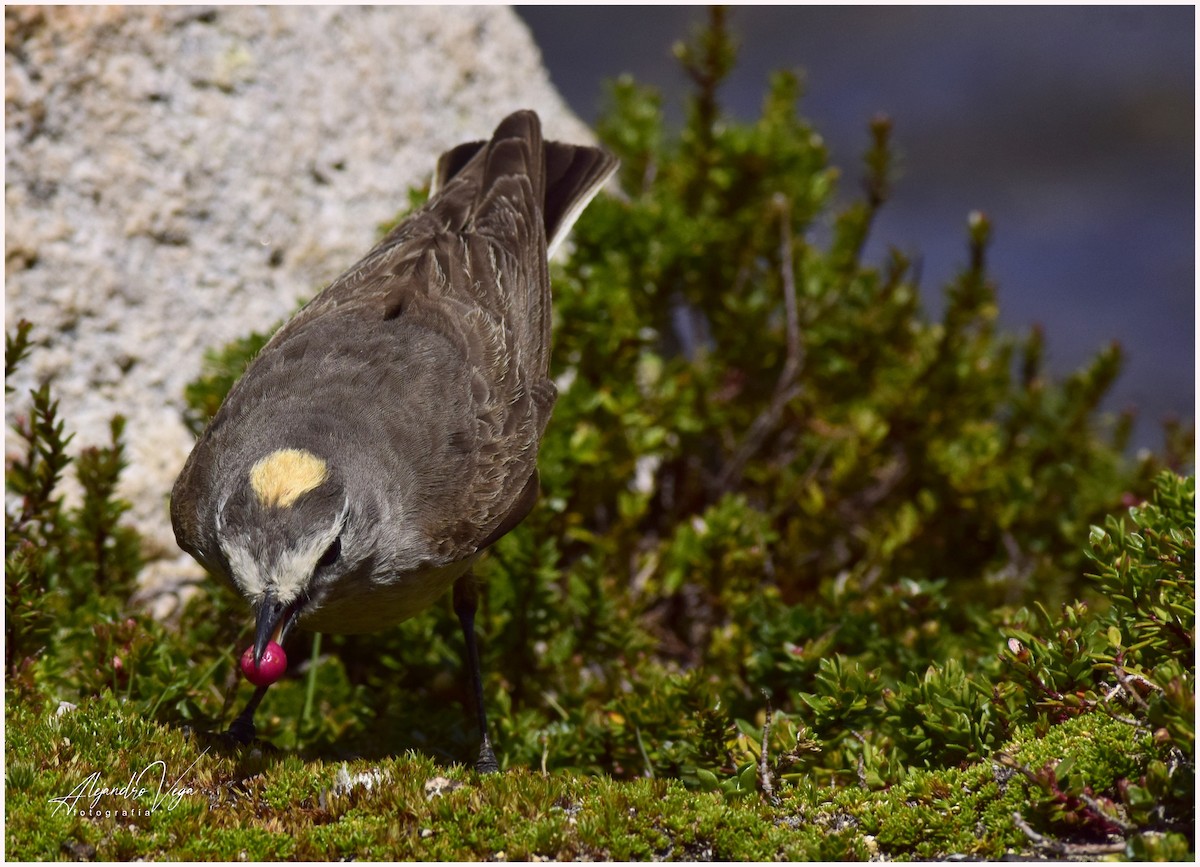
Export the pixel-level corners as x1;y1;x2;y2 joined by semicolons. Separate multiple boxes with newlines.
226;717;257;745
476;737;500;774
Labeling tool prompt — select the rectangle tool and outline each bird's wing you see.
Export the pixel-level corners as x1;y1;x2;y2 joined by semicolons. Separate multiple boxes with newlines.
267;112;614;563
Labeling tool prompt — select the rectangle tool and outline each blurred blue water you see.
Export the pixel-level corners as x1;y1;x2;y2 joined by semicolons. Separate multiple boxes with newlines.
517;6;1194;453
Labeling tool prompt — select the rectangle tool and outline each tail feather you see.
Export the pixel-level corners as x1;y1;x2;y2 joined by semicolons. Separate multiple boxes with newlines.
485;137;541;205
431;141;484;196
543;142;617;256
432;110;617;253
487;111;545;204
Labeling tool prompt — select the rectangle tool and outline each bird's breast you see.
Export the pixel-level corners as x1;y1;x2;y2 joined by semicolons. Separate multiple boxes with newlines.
297;554;479;634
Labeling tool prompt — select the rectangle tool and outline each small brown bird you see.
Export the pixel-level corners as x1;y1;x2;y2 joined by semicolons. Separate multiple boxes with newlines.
171;111;617;771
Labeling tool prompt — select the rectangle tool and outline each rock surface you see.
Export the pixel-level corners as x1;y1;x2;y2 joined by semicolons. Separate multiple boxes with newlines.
5;5;590;610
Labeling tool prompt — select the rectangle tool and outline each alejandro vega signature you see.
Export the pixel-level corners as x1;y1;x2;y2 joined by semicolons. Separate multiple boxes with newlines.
47;750;206;818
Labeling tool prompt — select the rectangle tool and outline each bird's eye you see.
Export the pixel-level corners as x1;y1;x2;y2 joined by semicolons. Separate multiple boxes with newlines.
316;536;341;570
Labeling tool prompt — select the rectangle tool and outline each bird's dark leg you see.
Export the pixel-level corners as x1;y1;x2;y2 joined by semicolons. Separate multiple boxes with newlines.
227;685;268;744
453;572;500;774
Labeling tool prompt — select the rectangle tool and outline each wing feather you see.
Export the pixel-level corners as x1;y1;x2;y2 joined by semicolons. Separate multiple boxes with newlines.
250;112;615;562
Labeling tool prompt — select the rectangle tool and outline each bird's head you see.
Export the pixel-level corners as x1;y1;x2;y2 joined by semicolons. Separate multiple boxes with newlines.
213;447;353;665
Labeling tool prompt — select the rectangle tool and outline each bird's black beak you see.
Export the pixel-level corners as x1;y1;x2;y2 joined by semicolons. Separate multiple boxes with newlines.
253;593;288;666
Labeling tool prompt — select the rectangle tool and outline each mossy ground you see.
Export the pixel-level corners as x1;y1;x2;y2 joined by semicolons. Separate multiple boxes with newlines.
5;696;1176;861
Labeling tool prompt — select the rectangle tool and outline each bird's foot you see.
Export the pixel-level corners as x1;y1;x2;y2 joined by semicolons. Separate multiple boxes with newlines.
475;737;500;774
226;716;257;745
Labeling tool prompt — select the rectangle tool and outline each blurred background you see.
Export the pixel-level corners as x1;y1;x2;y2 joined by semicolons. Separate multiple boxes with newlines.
516;5;1194;453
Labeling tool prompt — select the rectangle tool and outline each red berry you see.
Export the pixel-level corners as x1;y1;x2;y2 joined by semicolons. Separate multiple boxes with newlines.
240;641;288;686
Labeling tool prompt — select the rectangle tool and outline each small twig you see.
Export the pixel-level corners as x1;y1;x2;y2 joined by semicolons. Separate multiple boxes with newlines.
1098;701;1149;729
995;752;1047;788
798;439;832;492
634;724;655;779
1012;811;1065;855
758;690;777;805
999;753;1130;841
1023;671;1065;702
1078;792;1133;834
1100;680;1151;729
301;631;322;728
1113;664;1157;712
852;731;870;790
777;196;801;373
717;194;805;491
1012;811;1126;858
1144;606;1192;650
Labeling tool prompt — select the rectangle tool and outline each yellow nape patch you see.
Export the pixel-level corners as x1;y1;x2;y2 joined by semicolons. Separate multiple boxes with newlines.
250;449;328;508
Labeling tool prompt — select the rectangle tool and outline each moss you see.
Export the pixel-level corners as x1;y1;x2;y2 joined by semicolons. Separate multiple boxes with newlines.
3;694;1184;860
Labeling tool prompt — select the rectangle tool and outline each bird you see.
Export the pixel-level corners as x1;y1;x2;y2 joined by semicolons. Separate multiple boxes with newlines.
170;110;617;772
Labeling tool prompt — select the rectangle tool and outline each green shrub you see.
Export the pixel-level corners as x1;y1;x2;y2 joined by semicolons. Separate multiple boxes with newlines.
5;323;244;728
5;322;142;688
